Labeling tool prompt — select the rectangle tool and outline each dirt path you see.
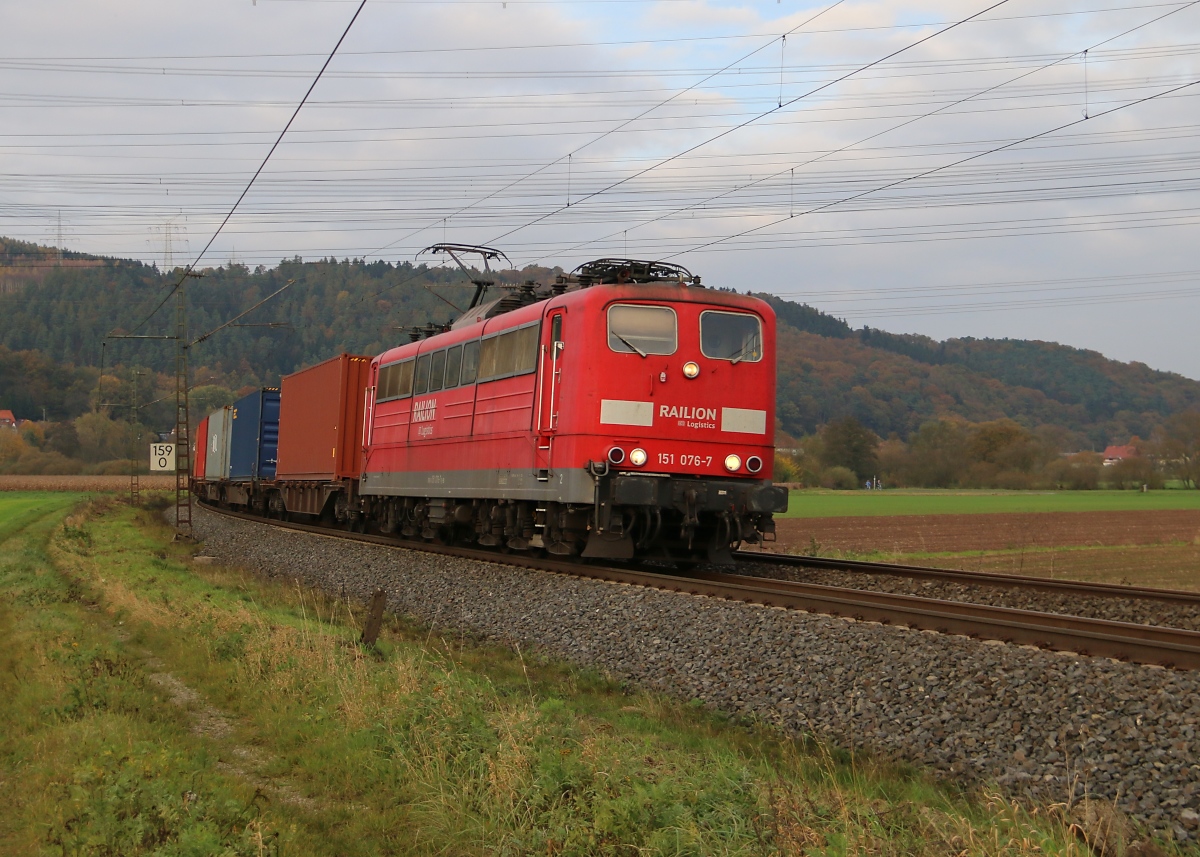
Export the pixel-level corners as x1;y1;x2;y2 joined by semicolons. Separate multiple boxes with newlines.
774;510;1200;554
110;631;321;811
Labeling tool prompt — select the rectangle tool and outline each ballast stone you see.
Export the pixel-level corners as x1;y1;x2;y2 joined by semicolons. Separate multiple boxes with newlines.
188;506;1200;842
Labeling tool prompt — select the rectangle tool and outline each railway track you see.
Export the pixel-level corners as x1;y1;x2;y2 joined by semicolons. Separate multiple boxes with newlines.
197;504;1200;670
738;550;1200;607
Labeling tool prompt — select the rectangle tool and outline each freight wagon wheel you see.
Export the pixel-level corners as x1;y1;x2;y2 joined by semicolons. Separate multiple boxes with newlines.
669;550;702;573
425;525;452;546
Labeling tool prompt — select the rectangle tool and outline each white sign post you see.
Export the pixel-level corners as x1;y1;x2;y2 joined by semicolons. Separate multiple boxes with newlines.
149;443;176;472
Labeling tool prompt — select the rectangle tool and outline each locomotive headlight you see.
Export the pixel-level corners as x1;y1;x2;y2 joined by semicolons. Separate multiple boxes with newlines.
746;455;763;473
724;454;742;472
629;448;648;466
608;447;626;464
682;361;700;379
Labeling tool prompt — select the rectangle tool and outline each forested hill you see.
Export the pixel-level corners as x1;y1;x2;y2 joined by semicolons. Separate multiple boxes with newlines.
0;239;1196;447
760;296;1200;447
0;239;552;391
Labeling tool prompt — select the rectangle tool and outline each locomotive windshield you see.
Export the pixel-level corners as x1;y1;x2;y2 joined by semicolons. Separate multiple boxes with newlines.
700;311;762;363
607;304;677;356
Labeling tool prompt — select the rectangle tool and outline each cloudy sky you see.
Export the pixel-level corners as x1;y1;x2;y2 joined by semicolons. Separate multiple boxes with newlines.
3;0;1199;376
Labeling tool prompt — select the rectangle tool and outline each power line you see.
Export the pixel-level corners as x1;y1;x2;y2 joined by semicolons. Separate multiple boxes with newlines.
483;0;1018;248
530;2;1199;263
665;66;1200;262
125;0;367;336
363;0;849;260
2;7;1184;62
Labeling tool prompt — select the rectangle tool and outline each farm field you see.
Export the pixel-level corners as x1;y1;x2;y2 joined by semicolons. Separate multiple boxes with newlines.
0;474;175;492
894;544;1200;592
774;495;1200;591
780;488;1200;518
0;492;1106;855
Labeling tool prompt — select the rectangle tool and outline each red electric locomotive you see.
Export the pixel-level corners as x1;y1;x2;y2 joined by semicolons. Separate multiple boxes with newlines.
358;252;787;563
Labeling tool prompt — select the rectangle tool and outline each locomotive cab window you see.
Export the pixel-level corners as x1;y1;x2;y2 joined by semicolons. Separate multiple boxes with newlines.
700;311;762;363
607;304;677;356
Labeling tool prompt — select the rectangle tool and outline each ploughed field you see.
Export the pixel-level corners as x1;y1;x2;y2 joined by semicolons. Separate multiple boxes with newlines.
0;474;176;492
775;507;1200;591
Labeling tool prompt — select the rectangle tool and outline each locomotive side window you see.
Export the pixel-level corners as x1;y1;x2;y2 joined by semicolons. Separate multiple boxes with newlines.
428;350;446;393
551;314;563;345
377;359;414;402
513;324;539;374
444;345;462;390
460;340;480;385
477;322;542;382
493;332;517;378
396;360;414;397
607;304;677;355
377;363;396;400
413;353;432;395
478;336;499;380
700;311;763;363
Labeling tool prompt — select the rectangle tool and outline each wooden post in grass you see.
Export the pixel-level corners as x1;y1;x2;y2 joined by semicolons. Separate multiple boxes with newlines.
360;588;386;647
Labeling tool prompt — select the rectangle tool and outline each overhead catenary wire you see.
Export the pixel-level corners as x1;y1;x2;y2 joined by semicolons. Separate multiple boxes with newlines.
5;0;1200;338
0;4;1187;62
123;0;367;337
484;0;1021;247
361;0;849;260
662;73;1200;262
190;278;297;345
526;0;1200;265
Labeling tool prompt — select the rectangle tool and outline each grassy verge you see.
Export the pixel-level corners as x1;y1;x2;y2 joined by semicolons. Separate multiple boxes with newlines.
781;489;1200;519
1;494;1172;855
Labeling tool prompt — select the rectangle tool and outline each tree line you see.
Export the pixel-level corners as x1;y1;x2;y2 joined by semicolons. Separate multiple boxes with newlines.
776;413;1200;490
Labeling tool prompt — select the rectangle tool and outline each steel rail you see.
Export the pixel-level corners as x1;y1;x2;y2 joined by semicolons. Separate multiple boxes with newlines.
735;550;1200;606
196;504;1200;670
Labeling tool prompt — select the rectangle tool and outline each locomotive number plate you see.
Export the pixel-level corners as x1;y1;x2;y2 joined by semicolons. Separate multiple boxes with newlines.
658;453;713;467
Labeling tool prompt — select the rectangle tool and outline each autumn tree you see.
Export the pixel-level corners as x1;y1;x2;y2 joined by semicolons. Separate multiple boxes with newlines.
819;416;879;482
1157;410;1200;488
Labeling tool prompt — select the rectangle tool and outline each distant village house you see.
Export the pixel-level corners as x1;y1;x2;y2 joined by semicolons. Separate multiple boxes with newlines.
1102;443;1140;467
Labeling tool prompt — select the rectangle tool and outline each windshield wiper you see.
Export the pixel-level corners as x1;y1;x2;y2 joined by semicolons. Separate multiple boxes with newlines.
729;337;759;365
613;332;647;358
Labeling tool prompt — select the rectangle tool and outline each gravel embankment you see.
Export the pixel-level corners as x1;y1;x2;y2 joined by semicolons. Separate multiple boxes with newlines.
191;508;1200;841
731;559;1200;631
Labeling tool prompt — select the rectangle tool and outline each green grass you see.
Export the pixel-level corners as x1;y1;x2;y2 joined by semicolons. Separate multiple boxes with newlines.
0;493;1177;855
781;488;1200;518
0;491;85;541
0;496;277;856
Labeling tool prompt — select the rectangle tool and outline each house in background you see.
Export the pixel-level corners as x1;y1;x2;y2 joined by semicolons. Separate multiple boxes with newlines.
1102;443;1140;467
0;409;16;430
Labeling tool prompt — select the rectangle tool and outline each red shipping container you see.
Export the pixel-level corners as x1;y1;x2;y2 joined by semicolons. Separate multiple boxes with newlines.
276;353;371;481
193;415;209;480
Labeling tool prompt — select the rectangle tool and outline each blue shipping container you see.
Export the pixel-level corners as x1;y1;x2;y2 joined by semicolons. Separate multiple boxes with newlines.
228;388;281;480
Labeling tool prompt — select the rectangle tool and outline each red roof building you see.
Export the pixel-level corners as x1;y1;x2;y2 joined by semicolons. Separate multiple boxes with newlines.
1102;444;1139;466
0;409;16;429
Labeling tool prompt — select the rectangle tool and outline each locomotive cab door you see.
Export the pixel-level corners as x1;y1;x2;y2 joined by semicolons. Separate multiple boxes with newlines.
535;309;565;478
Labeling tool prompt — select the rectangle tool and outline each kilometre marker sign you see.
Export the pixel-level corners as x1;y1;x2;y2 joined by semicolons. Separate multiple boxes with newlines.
150;443;176;472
